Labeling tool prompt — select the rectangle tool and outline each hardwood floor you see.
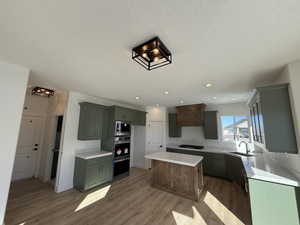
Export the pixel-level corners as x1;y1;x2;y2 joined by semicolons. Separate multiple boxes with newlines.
5;168;252;225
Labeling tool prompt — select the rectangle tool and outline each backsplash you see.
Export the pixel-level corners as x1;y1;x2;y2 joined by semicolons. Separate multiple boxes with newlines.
167;126;237;150
167;127;205;145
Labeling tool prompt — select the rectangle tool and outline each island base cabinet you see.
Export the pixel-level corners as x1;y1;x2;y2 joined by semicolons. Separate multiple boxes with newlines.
248;179;300;225
150;160;203;201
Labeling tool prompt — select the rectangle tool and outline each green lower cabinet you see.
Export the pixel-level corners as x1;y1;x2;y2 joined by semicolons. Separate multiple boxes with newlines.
225;154;244;184
248;179;300;225
166;148;227;179
74;155;113;191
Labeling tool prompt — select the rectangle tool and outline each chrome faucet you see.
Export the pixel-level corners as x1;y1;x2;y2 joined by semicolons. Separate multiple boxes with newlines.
239;141;250;154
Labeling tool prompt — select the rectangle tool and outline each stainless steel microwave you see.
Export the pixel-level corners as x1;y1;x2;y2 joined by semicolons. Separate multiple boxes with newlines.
115;121;131;136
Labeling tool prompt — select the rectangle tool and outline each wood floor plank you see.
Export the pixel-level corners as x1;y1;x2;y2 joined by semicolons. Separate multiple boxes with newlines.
5;168;251;225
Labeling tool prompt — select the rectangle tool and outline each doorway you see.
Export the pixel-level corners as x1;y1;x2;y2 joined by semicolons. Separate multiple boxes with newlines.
50;115;63;181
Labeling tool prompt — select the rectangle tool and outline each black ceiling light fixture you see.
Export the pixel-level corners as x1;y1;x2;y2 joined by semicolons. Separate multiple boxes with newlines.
132;37;172;71
32;86;55;97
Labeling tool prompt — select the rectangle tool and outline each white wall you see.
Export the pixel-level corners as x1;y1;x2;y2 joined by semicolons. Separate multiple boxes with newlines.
167;102;249;149
56;91;144;192
0;62;29;225
23;88;50;116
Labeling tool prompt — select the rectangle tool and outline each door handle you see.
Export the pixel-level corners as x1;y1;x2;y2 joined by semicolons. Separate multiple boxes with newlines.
160;145;163;148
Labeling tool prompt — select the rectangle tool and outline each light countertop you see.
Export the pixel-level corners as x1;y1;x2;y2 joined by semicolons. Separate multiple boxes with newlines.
241;152;300;187
145;152;203;167
76;150;112;160
166;144;236;154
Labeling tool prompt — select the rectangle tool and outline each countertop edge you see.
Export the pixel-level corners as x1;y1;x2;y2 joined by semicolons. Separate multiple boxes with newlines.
76;151;113;160
145;153;203;167
166;145;236;154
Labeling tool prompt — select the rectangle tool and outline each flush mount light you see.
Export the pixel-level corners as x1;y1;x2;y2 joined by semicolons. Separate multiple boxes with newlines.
32;86;54;97
213;97;217;99
205;83;212;88
180;100;184;104
135;96;140;100
132;37;172;71
164;91;169;95
156;104;160;107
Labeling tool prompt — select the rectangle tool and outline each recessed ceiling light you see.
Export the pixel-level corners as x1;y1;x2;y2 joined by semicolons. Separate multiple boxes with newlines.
205;83;212;88
135;96;140;100
164;91;169;95
180;100;184;104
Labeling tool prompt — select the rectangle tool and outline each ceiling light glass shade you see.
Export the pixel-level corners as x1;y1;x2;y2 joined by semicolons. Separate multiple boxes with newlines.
132;37;172;71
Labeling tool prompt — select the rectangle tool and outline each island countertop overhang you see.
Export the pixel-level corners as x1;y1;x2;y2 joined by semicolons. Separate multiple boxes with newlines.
145;152;203;167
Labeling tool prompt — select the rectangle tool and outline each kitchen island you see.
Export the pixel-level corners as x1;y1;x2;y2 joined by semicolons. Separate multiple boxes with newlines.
145;152;204;201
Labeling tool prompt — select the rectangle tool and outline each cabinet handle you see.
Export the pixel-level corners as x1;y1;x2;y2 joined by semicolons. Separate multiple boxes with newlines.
33;148;38;151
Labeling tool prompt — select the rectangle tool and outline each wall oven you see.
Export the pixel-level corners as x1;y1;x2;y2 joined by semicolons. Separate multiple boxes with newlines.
113;135;130;178
114;142;130;158
115;121;131;136
114;158;130;177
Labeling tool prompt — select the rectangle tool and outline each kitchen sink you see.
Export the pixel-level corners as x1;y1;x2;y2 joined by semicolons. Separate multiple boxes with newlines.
230;152;255;157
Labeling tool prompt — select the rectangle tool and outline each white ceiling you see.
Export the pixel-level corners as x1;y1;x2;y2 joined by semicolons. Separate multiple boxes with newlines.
1;0;300;106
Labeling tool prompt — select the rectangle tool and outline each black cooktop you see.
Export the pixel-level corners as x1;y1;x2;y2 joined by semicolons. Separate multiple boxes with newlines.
178;144;204;150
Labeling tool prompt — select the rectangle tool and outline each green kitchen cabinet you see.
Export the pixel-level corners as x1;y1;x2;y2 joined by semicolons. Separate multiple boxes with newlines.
78;102;107;140
111;106;146;125
204;111;218;140
166;148;227;179
248;178;300;225
202;152;227;179
114;106;134;122
168;113;182;137
225;154;244;184
132;110;147;126
74;155;113;191
249;83;297;153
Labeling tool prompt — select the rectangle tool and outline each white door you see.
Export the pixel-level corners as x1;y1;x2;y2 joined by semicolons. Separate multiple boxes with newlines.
146;121;165;168
147;121;165;153
12;116;43;181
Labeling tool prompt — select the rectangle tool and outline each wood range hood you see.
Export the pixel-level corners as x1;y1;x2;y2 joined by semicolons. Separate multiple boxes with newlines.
176;104;206;126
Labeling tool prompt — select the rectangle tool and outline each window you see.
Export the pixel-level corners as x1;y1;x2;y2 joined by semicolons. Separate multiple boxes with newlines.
221;116;250;142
